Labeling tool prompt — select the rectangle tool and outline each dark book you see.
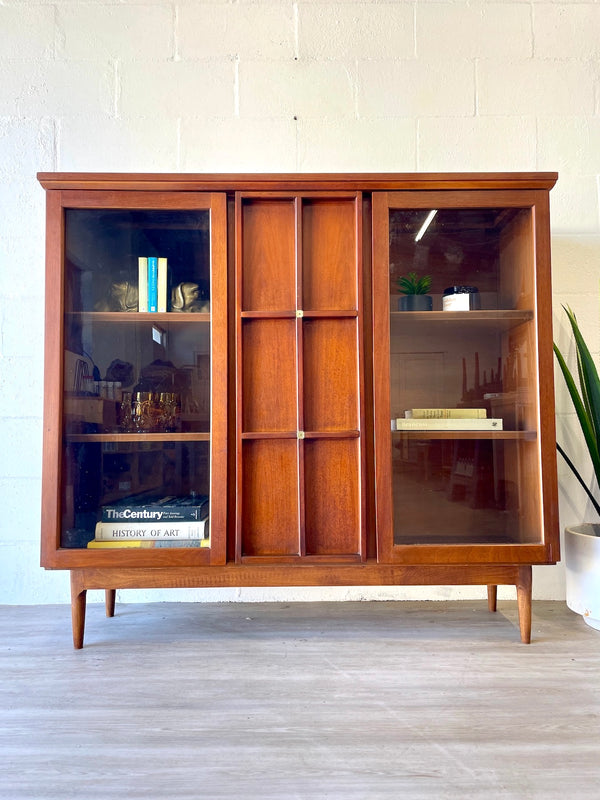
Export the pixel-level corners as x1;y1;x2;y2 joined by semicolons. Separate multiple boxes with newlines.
101;493;209;523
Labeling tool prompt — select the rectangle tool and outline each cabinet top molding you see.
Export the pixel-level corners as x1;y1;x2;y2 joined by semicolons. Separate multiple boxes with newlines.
37;172;558;193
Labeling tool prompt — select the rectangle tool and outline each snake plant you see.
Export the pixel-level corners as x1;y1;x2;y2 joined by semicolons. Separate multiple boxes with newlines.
554;304;600;518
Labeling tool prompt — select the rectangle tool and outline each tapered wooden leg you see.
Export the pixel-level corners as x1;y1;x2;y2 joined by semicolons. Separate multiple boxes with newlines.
70;571;87;650
516;565;533;644
105;589;116;618
487;584;498;612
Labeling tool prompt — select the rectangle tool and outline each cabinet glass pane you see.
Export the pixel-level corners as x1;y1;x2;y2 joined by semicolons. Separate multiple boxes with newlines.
389;206;541;546
61;208;211;549
62;441;210;548
65;209;210;313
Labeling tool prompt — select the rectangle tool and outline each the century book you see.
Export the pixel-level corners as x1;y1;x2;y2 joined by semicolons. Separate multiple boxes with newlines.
101;493;209;523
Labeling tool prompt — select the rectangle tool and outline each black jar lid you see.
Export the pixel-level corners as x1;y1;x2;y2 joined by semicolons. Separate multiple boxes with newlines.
443;285;480;295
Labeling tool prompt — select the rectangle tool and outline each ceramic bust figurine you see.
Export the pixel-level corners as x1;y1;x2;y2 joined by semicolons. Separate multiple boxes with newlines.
95;280;139;312
171;282;209;313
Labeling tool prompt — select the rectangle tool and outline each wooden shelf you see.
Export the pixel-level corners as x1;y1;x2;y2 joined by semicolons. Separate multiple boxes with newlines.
391;430;536;441
391;309;534;332
65;432;210;443
66;312;210;323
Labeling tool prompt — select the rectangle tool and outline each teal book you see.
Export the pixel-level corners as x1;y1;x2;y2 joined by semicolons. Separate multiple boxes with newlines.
148;256;158;312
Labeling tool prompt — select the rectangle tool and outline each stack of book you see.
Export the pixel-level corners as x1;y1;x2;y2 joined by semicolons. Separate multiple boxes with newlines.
392;408;503;431
88;494;210;549
138;256;168;313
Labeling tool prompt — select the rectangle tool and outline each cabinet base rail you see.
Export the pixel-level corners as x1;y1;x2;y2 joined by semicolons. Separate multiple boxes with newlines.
70;564;533;649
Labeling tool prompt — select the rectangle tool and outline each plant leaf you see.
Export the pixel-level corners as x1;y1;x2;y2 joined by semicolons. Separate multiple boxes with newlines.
564;305;600;444
554;340;600;492
557;443;600;517
397;272;431;295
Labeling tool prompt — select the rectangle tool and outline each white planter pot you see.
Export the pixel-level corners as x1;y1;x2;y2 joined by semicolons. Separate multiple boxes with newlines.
565;523;600;630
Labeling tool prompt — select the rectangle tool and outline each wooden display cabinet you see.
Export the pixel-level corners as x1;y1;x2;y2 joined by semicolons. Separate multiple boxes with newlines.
38;173;559;647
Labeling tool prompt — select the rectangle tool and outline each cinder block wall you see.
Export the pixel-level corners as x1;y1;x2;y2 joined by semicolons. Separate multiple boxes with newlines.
1;1;599;604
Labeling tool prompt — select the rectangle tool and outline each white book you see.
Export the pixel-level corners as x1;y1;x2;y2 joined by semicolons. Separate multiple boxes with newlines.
157;257;168;312
138;257;148;312
94;519;207;541
405;408;487;419
394;418;503;431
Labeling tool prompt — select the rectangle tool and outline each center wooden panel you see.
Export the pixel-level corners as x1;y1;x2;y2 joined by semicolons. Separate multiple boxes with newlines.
302;200;357;311
304;438;361;556
302;318;359;432
237;192;363;562
241;199;296;312
241;439;299;557
242;318;297;433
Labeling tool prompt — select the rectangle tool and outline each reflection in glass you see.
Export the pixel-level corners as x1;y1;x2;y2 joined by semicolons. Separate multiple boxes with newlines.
388;206;541;546
60;208;212;547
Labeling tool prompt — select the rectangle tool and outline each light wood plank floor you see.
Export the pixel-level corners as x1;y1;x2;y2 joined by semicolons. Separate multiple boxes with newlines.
2;600;600;799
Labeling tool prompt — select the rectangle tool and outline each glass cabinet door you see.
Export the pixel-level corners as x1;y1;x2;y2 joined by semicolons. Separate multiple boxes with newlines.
372;190;557;564
42;192;227;566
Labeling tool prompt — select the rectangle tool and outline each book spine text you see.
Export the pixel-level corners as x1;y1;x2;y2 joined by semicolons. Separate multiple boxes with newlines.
94;519;207;541
147;256;158;312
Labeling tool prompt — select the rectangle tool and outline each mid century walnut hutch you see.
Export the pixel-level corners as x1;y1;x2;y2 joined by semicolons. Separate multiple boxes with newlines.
38;172;559;647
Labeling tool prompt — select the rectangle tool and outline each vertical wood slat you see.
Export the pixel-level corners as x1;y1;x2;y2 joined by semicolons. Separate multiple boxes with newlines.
299;195;364;558
296;198;306;557
234;194;244;562
532;190;560;561
361;194;376;560
371;192;393;562
356;193;368;560
208;192;229;566
41;190;66;565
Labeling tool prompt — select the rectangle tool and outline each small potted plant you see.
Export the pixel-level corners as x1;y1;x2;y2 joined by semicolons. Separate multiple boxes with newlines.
397;271;433;311
554;303;600;630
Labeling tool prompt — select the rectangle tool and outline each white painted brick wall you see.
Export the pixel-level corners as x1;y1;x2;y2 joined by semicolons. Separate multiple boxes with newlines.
534;4;600;60
416;3;532;60
239;60;355;118
1;0;599;604
57;5;175;61
179;3;296;60
478;59;597;116
0;5;56;59
298;3;415;60
120;60;236;118
357;60;476;118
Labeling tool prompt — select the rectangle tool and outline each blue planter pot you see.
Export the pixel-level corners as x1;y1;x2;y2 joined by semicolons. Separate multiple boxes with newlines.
398;295;432;311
